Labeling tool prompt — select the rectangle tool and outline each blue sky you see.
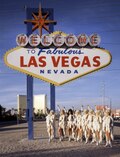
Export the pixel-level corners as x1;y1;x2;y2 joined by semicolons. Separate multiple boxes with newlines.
0;0;120;110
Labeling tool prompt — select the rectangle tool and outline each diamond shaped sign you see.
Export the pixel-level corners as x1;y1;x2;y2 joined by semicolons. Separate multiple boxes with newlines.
4;47;111;86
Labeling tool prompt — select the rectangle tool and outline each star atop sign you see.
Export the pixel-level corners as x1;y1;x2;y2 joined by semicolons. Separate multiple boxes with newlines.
24;4;56;37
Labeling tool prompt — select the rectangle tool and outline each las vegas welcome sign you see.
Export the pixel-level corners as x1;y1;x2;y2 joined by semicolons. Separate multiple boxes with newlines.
4;33;112;86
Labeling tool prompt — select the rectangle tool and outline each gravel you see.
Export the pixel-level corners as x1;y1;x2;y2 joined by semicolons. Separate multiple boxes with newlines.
0;121;120;157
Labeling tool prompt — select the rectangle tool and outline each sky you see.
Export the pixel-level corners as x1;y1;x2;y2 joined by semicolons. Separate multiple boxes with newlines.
0;0;120;110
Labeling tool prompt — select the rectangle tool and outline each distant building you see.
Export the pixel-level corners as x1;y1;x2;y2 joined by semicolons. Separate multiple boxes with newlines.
95;105;109;111
111;109;120;120
95;105;120;119
17;94;47;114
33;95;47;114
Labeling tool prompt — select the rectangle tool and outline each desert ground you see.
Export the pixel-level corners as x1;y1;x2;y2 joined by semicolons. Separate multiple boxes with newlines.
0;121;120;157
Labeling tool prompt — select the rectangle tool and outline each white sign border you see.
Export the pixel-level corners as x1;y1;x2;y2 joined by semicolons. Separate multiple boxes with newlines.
4;47;112;86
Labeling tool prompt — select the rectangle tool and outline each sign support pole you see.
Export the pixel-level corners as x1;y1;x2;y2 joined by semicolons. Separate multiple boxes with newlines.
26;8;33;140
49;9;56;112
27;76;33;140
50;84;55;111
49;9;56;138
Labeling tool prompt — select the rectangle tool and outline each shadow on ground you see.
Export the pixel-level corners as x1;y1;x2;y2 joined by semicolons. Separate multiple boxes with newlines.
0;127;28;131
0;121;27;128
